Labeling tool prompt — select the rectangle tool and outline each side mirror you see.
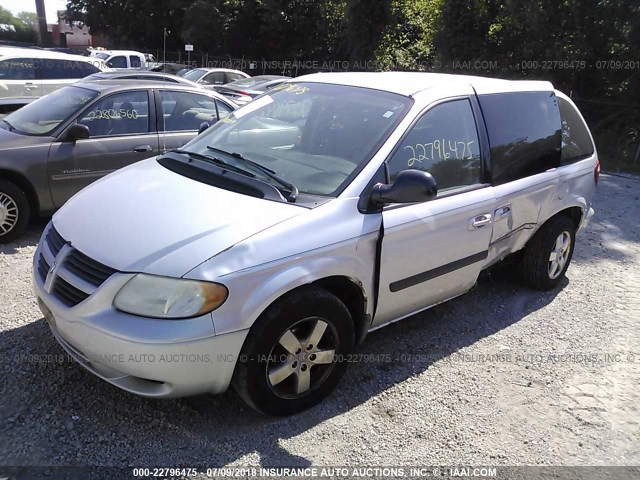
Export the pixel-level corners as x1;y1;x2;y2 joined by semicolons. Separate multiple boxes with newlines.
65;123;90;142
198;121;211;134
371;169;437;206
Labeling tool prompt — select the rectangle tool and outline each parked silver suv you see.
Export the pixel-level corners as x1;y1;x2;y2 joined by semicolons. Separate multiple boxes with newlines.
33;73;599;415
0;47;107;114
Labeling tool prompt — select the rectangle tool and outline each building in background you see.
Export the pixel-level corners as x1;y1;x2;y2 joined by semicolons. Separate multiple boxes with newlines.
48;10;92;49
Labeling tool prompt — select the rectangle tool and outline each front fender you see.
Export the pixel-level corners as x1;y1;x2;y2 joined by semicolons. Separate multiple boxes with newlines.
188;234;378;336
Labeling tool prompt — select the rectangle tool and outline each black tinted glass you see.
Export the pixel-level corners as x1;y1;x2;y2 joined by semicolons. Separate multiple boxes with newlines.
559;97;594;164
35;59;96;79
0;58;35;80
479;92;561;184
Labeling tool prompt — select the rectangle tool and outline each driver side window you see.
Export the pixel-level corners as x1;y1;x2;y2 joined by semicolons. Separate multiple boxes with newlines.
387;99;482;194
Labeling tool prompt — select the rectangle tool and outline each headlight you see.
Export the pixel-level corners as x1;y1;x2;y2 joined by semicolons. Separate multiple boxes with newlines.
113;274;228;319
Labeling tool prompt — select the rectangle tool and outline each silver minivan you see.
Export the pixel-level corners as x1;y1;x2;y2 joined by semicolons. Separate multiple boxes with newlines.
33;72;599;415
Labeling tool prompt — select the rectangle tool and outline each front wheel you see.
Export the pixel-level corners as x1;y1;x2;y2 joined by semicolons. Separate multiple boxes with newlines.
232;286;354;415
0;179;30;244
519;215;576;290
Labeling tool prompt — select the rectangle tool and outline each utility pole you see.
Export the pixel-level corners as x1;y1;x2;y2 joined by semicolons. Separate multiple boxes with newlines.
35;0;51;46
163;28;168;65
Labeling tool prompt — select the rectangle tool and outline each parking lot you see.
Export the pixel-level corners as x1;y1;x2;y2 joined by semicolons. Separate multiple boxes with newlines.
0;173;638;467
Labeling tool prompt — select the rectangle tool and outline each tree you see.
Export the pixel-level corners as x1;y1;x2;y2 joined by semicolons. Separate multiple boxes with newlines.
66;0;192;50
16;11;38;28
0;6;38;43
344;0;392;62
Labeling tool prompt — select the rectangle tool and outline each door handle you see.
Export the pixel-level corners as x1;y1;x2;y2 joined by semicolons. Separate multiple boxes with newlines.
24;83;38;90
494;205;512;221
133;145;153;153
469;213;492;230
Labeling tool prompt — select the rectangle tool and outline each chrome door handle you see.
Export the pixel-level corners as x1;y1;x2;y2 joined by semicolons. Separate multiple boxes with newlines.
469;213;492;230
24;83;38;90
133;145;153;153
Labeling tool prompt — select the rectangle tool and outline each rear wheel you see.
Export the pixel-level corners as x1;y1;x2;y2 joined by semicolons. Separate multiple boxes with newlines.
232;286;354;415
0;179;30;244
519;215;576;290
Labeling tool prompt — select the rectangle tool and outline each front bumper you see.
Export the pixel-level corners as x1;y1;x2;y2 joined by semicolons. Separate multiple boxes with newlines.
33;244;248;399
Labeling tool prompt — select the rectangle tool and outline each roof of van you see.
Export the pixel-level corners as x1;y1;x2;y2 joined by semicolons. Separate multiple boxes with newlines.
0;46;105;64
296;72;554;97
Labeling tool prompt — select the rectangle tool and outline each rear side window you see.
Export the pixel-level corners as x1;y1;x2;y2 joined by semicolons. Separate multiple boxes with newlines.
0;58;35;80
479;92;561;185
159;90;219;131
130;55;142;68
36;59;99;79
226;72;245;83
558;97;594;164
201;72;225;85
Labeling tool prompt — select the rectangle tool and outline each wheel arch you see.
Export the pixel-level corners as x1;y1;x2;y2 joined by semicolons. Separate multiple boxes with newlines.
556;206;583;230
310;276;370;345
0;169;40;216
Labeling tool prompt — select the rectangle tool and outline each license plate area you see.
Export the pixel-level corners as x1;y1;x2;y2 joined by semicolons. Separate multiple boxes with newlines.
38;297;56;329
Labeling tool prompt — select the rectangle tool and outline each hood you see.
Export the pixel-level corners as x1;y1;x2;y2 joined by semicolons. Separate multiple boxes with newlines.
0;125;53;149
53;157;304;276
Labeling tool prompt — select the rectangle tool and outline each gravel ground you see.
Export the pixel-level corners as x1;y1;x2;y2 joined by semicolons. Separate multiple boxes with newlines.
0;173;638;471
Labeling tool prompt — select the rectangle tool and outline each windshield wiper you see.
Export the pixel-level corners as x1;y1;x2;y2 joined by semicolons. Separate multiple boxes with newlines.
206;146;298;202
169;149;256;178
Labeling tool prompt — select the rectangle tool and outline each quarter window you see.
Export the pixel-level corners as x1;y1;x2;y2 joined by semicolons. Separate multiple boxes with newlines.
129;55;142;68
558;97;594;164
478;92;561;185
216;100;233;120
78;90;150;137
387;99;482;193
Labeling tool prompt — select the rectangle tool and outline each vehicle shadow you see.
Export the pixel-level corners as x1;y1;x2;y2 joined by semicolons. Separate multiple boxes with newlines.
571;174;640;266
0;264;566;468
0;217;48;254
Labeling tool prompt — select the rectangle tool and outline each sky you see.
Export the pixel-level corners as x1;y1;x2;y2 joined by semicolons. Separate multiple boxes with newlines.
2;0;68;23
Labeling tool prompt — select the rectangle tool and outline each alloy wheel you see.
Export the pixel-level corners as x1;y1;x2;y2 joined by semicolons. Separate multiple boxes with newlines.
0;192;19;236
266;317;338;399
548;231;572;279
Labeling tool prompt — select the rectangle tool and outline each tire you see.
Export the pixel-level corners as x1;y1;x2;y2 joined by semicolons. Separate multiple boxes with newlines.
0;179;30;244
519;215;576;290
232;286;355;416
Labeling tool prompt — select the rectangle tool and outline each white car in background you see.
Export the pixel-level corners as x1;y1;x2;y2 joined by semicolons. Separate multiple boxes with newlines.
0;47;108;114
181;67;249;86
90;49;146;69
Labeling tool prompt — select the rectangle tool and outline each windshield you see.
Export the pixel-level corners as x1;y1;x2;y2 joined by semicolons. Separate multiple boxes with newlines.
183;82;411;197
2;86;98;136
182;68;207;82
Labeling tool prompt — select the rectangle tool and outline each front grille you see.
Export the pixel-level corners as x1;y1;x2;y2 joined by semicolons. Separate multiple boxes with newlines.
52;279;89;307
46;226;65;257
39;224;117;307
65;250;116;287
37;255;49;282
